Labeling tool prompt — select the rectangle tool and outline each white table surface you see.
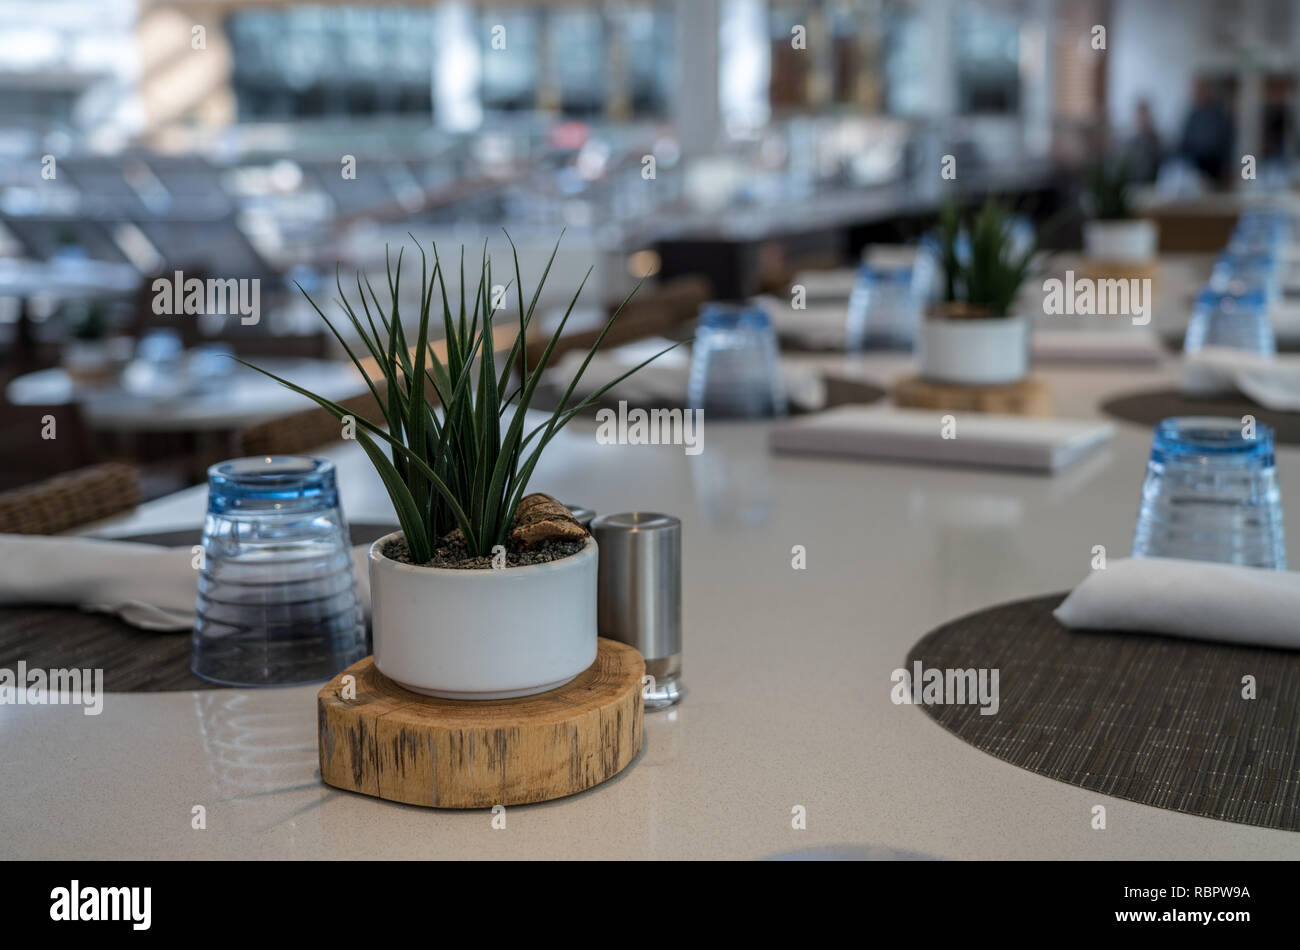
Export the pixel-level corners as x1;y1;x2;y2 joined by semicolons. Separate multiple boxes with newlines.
5;349;1300;860
5;358;365;432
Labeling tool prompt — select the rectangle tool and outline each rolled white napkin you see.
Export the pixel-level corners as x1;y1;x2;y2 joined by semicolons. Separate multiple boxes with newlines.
1180;346;1300;410
1054;557;1300;650
770;406;1114;473
553;337;828;411
1031;328;1164;366
0;534;372;632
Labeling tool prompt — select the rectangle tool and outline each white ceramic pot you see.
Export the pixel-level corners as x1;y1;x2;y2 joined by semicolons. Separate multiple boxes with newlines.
369;533;599;700
919;314;1029;385
1083;218;1157;262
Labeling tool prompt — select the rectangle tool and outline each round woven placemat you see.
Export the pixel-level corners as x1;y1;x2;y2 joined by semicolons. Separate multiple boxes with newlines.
908;594;1300;832
1101;387;1300;445
0;522;395;693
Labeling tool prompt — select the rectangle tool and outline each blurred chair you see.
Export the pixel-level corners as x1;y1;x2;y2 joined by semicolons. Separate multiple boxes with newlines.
526;275;711;372
0;462;140;534
0;402;96;492
235;389;388;457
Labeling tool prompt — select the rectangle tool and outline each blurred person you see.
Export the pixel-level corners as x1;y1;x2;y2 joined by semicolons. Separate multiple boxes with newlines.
1177;77;1234;185
1125;99;1164;184
1261;76;1292;162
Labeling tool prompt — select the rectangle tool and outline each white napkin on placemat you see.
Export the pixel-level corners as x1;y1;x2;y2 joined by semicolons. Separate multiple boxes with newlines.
1180;346;1300;411
770;406;1114;473
1054;557;1300;650
553;338;828;411
0;534;372;632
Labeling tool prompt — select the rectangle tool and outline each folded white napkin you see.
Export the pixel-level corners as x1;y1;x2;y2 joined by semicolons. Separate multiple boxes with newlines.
790;268;858;300
1274;297;1300;340
1031;329;1164;366
1054;557;1300;650
1180;346;1300;410
554;337;828;411
770;406;1114;473
761;300;851;349
0;534;372;632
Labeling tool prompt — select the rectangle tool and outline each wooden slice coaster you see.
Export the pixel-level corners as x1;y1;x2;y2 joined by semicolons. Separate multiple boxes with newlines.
318;638;644;808
892;375;1052;417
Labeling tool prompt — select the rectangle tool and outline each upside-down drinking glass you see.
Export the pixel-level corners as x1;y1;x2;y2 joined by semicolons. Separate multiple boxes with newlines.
1210;250;1280;306
1132;417;1286;569
1183;288;1274;356
687;302;788;418
192;456;367;686
845;264;921;351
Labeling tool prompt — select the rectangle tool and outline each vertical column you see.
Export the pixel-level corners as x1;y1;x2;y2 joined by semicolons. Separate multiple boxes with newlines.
674;0;722;155
536;9;561;113
717;0;770;140
605;5;631;122
1021;0;1056;157
805;1;832;109
920;0;956;119
1234;0;1267;169
915;0;956;199
432;0;481;132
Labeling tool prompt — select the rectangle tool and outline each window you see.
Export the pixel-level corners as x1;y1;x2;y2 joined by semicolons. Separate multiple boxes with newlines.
954;2;1020;115
623;5;673;117
228;5;434;121
480;8;541;112
882;0;926;116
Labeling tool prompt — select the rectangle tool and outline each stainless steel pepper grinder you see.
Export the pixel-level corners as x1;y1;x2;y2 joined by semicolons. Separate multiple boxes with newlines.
589;512;682;709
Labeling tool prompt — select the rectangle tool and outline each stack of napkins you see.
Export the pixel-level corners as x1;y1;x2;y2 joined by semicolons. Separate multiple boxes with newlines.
0;534;372;632
1180;346;1300;410
1055;557;1300;650
770;406;1114;473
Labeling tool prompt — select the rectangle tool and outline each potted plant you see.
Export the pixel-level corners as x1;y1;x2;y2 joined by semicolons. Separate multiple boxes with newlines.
1082;158;1156;262
920;202;1036;385
61;300;132;385
244;235;673;699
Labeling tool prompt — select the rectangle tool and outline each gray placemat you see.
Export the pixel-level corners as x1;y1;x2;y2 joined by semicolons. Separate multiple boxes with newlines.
0;522;394;692
907;594;1300;832
1101;387;1300;445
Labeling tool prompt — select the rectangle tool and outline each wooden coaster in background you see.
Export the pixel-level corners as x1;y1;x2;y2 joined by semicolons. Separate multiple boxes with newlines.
318;638;644;808
892;375;1053;417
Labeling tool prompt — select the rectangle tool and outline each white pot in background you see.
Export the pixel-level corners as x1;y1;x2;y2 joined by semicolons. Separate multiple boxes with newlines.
1083;218;1157;262
919;314;1029;385
369;533;598;700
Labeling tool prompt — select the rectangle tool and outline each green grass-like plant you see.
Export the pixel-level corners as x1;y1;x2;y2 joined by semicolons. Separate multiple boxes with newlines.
934;200;1037;318
240;233;675;563
1086;158;1132;221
